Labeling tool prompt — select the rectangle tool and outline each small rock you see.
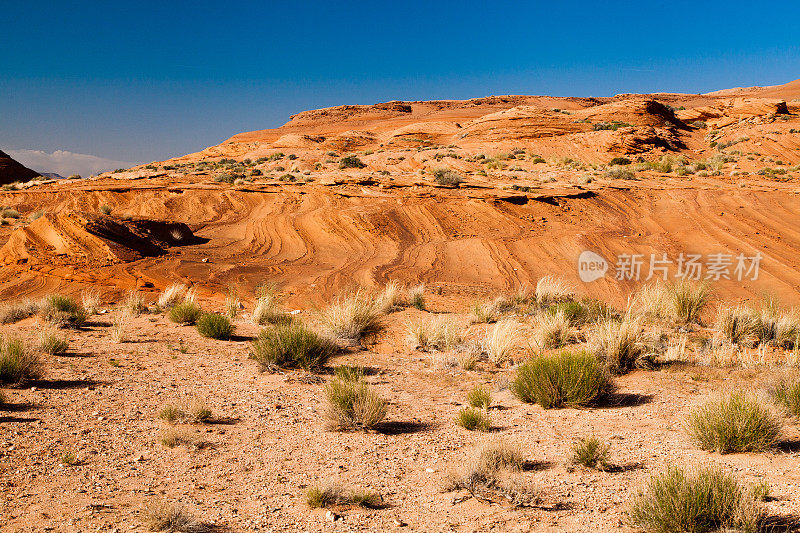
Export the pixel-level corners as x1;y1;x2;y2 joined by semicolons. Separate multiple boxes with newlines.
425;468;435;473
393;519;407;527
201;258;209;263
325;510;338;522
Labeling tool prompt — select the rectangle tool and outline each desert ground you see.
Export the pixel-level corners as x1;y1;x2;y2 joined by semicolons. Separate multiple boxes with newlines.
2;79;800;532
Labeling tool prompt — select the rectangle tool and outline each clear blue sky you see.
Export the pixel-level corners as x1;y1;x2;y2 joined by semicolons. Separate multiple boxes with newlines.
2;0;799;172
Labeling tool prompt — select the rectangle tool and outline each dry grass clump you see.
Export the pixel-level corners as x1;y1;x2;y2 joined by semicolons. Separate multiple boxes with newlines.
81;288;101;314
628;465;762;533
511;350;612;408
251;292;291;325
0;337;41;384
123;291;147;315
484;318;522;363
535;275;574;306
589;313;651;374
320;289;385;343
768;373;800;417
251;321;338;371
405;314;463;351
376;280;404;313
168;301;202;325
305;483;381;509
143;501;209;532
110;310;132;343
158;399;213;424
224;293;239;319
37;327;68;355
715;306;761;347
196;313;234;340
157;283;188;309
41;294;88;328
547;298;613;326
159;428;206;449
467;385;492;409
669;279;711;324
532;310;576;350
633;280;711;324
686;391;781;454
0;299;40;324
324;372;387;430
570;436;611;470
455;407;492;431
407;283;426;310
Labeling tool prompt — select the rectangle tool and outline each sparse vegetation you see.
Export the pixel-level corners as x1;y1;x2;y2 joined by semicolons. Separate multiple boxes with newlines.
157;284;188;309
628;465;762;533
535;275;574;306
407;283;426;310
432;168;464;187
168;301;202;325
320;289;385;343
467;385;492;409
532;310;576;349
251;321;338;371
324;373;387;431
339;155;366;169
590;313;650;374
143;501;208;532
0;337;41;384
511;350;612;408
570;436;611;470
686;391;781;453
483;318;521;363
769;373;800;417
455;407;492;431
0;299;40;324
41;294;88;328
37;328;68;355
406;314;463;351
196;313;234;340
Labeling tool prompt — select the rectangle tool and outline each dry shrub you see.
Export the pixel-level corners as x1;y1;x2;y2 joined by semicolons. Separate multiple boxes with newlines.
251;292;290;325
628;465;762;533
0;299;40;324
305;483;381;509
511;350;612;408
124;291;147;315
159;399;212;424
143;501;209;532
376;280;404;313
111;310;132;343
686;391;781;453
405;314;463;351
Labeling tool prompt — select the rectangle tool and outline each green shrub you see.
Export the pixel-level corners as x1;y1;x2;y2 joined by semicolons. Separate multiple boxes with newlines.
195;313;234;340
339;155;366;169
250;322;338;371
467;385;492;409
511;350;612;408
0;337;41;384
168;301;202;325
455;407;491;431
570;436;611;470
549;298;613;326
609;157;631;165
41;295;87;328
628;465;762;533
686;391;781;453
324;376;387;430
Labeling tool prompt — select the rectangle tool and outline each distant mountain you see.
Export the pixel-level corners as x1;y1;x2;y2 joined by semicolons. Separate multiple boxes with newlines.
39;172;65;180
0;149;40;185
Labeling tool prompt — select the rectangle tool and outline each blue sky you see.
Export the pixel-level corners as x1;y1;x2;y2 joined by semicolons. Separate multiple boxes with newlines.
2;1;799;175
